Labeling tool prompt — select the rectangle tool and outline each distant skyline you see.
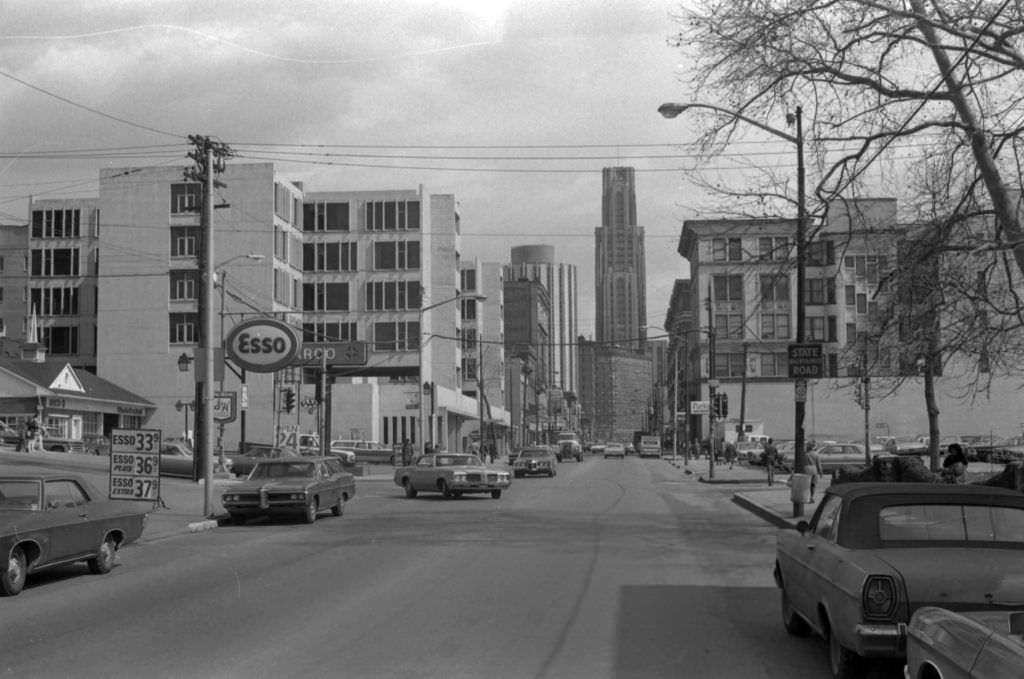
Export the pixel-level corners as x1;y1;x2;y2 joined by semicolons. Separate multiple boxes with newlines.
0;1;772;336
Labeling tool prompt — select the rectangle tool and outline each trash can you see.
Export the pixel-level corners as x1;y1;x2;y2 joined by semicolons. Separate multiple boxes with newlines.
790;473;811;504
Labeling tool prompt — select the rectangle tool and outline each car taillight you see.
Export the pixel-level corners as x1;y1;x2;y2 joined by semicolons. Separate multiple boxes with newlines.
862;575;899;620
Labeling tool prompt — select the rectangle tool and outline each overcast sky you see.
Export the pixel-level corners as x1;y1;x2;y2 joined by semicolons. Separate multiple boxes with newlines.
0;0;712;336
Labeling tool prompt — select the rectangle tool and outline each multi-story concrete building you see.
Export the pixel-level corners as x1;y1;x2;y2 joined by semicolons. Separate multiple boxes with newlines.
459;260;508;455
504;244;579;430
674;197;1023;442
1;162;498;454
503;277;550;444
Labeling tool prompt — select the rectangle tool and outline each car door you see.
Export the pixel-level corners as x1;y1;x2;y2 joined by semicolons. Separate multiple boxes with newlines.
787;495;843;622
42;479;97;562
316;461;338;506
409;456;434;490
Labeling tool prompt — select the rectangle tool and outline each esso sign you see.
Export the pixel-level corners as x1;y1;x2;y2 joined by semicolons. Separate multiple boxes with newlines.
225;318;299;372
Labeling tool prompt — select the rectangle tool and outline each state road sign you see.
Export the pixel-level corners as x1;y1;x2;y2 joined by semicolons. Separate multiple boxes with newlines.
788;343;824;379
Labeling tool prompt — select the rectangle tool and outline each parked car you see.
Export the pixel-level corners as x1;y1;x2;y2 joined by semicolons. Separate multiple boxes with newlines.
393;453;510;499
775;482;1024;678
513;447;557;477
159;440;198;478
0;474;150;596
330;439;395;465
904;606;1024;679
815;442;871;472
589;441;606;455
220;457;355;524
604;443;626;459
737;441;764;464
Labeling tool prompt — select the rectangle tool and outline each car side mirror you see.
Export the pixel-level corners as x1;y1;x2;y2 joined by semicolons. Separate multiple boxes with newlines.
795;520;810;534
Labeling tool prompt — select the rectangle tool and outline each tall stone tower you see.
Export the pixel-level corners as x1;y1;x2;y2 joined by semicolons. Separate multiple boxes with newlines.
595;167;647;350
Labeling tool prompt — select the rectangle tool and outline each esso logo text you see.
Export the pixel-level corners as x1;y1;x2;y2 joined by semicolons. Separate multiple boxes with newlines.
225;318;299;372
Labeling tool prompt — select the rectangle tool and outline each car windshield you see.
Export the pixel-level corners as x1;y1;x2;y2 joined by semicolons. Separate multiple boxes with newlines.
520;451;551;460
0;480;41;510
249;462;316;479
436;455;481;467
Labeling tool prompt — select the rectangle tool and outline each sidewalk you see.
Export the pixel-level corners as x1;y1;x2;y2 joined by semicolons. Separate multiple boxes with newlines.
663;456;825;529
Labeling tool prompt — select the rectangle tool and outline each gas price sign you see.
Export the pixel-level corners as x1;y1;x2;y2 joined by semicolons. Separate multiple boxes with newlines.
108;428;162;501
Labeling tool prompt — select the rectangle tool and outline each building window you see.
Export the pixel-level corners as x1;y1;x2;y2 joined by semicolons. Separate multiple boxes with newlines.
760;352;788;377
844;285;856;306
171;183;201;215
169;312;199;344
170;227;199;258
302;322;357;342
30;288;79;316
32;209;81;239
760;274;790;302
30;249;80;277
807;317;830;342
461;268;477;292
760;312;790;339
43;326;78;355
461;298;478;320
715;313;744;339
806;277;836;305
856;293;868;314
759;236;789;260
712;274;743;302
712;237;743;262
806;239;835;266
365;200;421;231
846;323;857;344
169;270;199;301
302;242;357;272
302;201;350;232
365;280;420;311
302;282;349;312
714;352;747;377
373;241;420;270
373;321;419;351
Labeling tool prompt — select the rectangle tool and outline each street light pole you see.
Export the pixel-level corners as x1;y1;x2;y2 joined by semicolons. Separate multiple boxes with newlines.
660;101;808;514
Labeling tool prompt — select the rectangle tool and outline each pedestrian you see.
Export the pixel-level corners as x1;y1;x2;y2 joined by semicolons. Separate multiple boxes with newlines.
724;440;737;470
942;443;968;483
16;421;27;452
401;438;413;466
804;443;824;501
26;416;41;452
763;438;779;486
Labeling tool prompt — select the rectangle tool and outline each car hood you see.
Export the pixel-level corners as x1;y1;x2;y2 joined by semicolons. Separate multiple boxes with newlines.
876;548;1024;609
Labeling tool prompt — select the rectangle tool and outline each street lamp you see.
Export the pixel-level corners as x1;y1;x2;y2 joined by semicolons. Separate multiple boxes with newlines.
215;253;264;468
660;101;808;514
417;291;486;454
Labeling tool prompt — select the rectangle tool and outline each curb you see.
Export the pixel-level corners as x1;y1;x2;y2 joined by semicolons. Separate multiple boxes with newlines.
698;476;765;485
732;493;798;530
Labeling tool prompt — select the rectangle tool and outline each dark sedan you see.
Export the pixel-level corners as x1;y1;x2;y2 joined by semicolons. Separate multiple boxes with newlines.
1;474;150;596
220;457;356;524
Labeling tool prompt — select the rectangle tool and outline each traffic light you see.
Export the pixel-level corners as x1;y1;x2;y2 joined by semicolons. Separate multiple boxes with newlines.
718;393;728;419
853;382;862;406
282;388;296;413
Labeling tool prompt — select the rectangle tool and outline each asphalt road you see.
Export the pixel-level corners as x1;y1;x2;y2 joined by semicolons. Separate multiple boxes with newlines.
1;455;903;679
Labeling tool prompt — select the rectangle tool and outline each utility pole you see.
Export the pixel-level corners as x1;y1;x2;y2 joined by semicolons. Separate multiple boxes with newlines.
185;134;232;518
738;342;749;442
792;106;808;517
706;282;717;479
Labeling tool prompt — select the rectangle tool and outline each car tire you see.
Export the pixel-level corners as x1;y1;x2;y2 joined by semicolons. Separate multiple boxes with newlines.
88;535;116;575
230;513;247;525
403;479;418;498
514;471;522;478
491;489;502;499
780;587;810;636
304;497;319;524
331;497;344;517
828;626;860;679
440;480;453;499
1;546;27;596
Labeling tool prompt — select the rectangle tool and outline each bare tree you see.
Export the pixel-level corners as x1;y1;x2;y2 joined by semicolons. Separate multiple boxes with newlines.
670;0;1024;273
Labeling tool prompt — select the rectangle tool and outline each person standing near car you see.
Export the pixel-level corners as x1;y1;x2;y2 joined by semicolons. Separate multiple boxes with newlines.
804;443;824;501
763;438;779;486
401;438;413;466
26;416;41;452
942;443;968;483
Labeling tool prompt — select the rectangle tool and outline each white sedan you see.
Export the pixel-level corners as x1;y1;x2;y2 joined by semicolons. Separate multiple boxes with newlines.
603;443;626;459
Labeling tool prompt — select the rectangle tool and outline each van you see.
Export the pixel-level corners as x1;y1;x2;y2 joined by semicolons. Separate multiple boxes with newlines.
639;435;662;458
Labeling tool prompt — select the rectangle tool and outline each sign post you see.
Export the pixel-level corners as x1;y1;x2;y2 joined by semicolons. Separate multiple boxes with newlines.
108;428;162;505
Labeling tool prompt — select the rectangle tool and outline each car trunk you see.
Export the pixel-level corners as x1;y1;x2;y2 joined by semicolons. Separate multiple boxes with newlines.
876;548;1024;612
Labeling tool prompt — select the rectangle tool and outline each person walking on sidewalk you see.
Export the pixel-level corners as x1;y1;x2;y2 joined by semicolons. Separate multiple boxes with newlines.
724;440;737;469
763;438;779;486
